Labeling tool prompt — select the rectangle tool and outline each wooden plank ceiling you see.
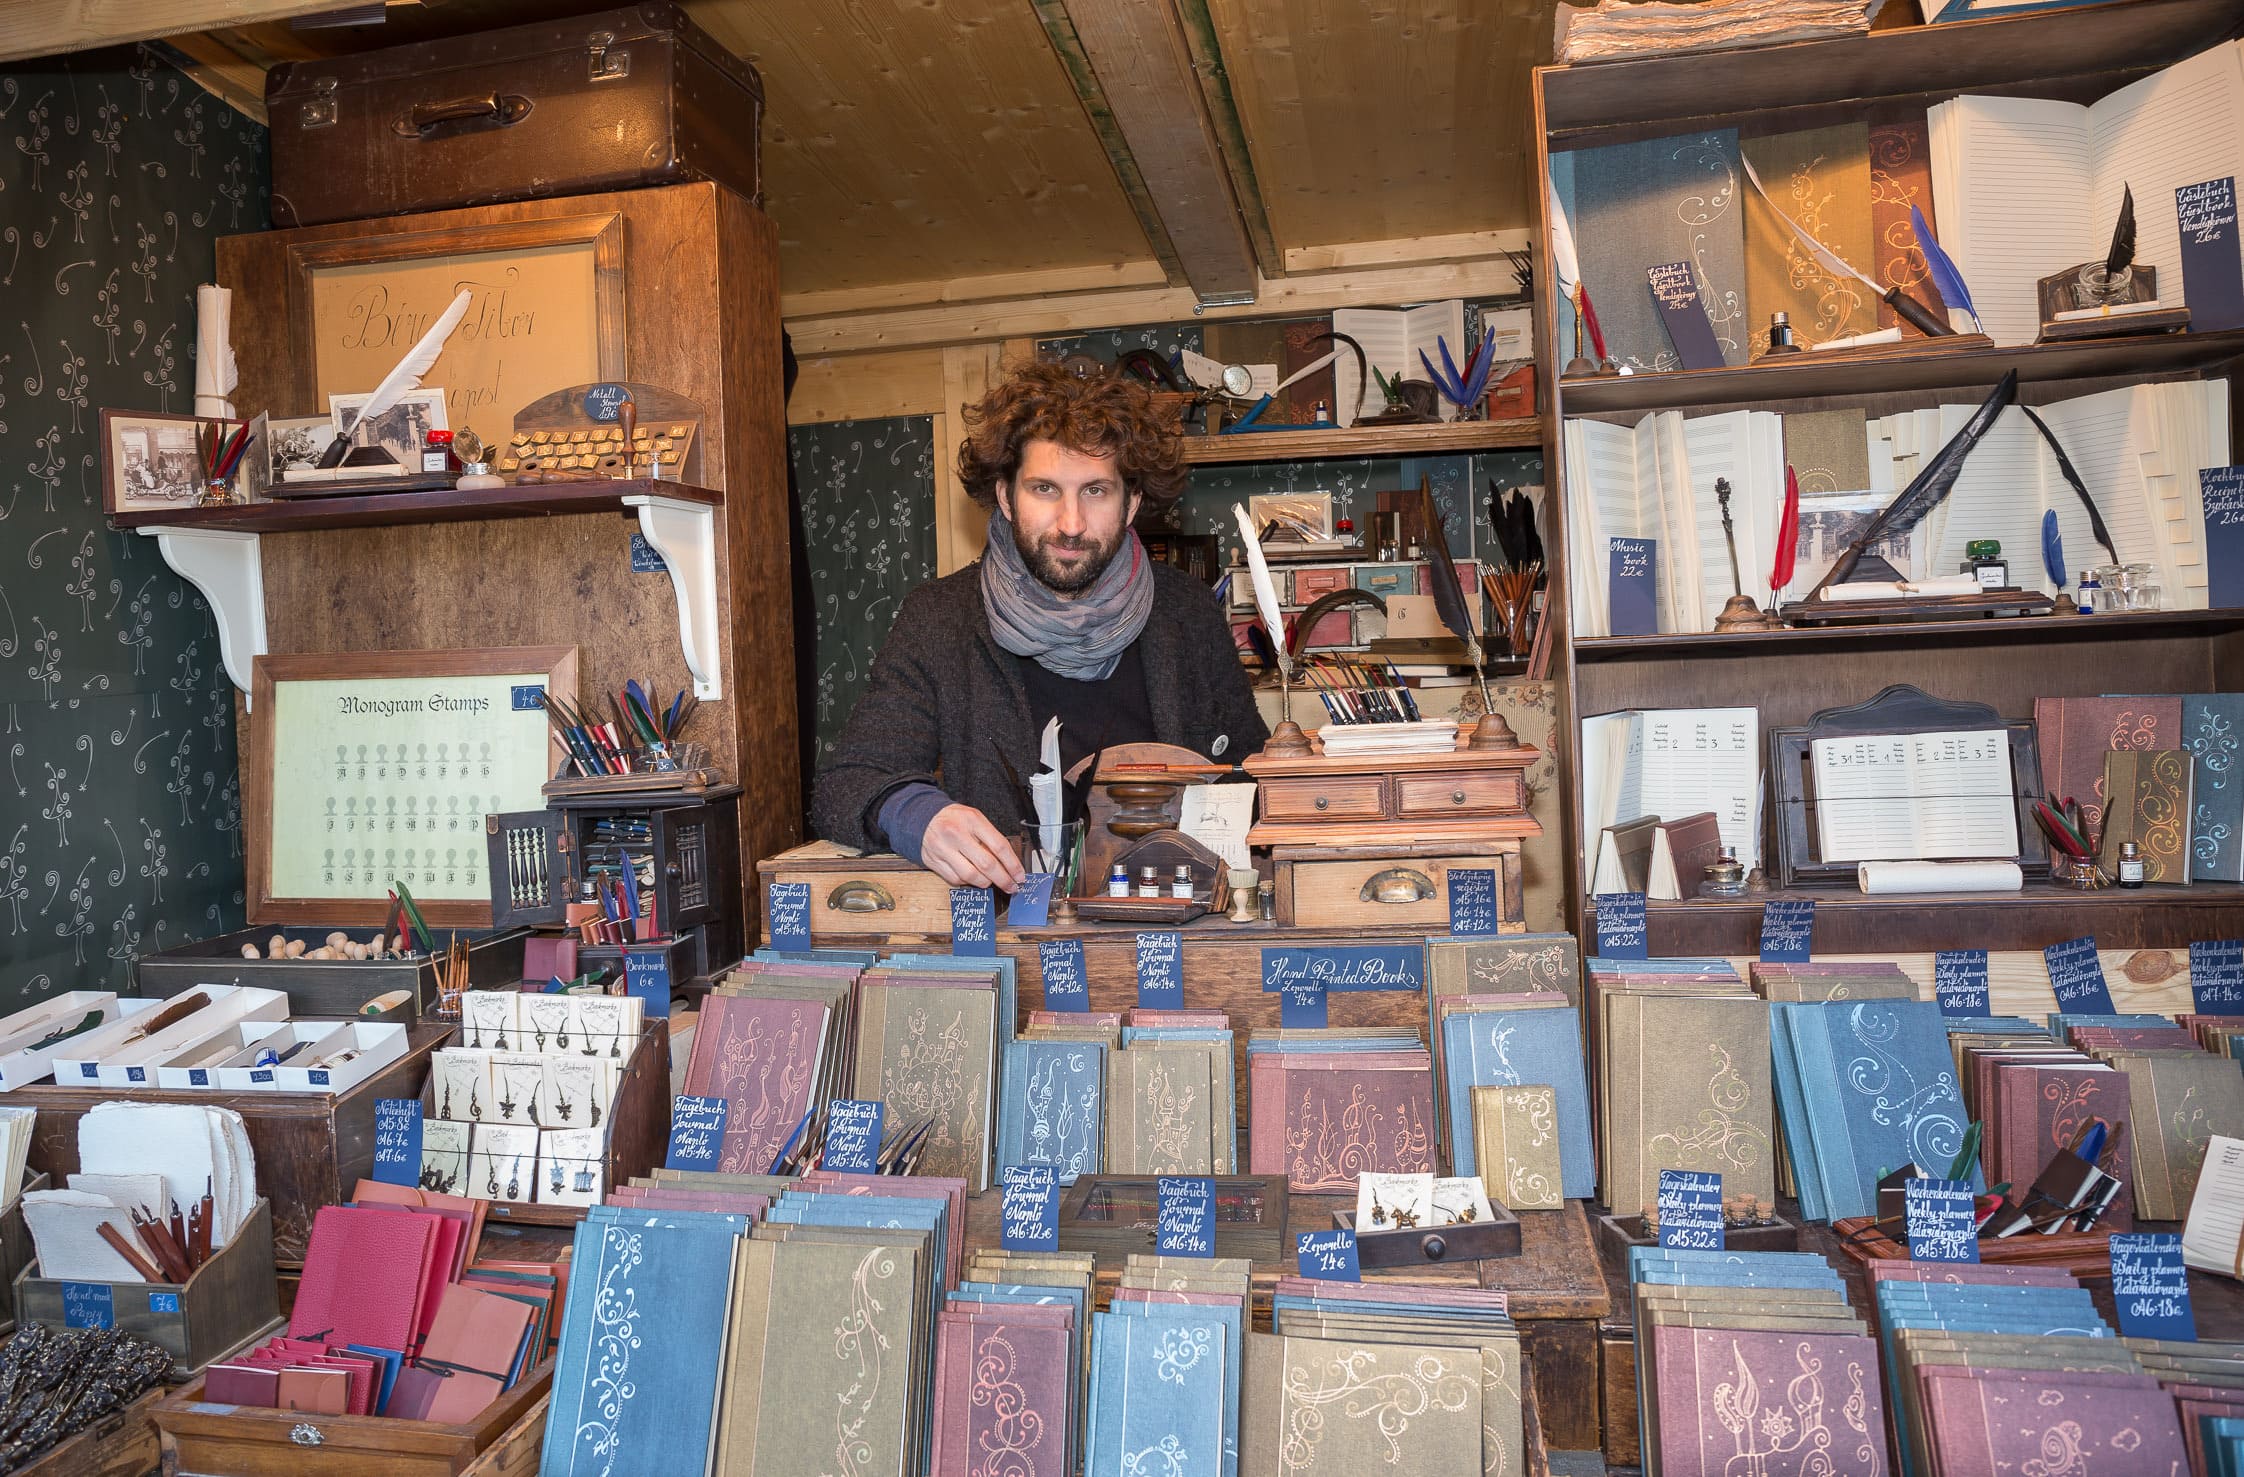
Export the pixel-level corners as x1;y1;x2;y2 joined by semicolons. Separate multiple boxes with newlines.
11;0;1553;308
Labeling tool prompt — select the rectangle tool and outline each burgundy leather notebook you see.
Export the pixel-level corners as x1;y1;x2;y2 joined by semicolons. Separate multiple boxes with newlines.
1651;1325;1889;1477
930;1314;1071;1477
1919;1369;2187;1477
2033;696;2181;842
681;993;830;1174
290;1205;435;1352
1996;1062;2136;1228
1248;1054;1436;1192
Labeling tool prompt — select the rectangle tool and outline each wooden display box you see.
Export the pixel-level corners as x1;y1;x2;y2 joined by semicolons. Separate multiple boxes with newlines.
155;1356;554;1477
1336;1205;1522;1267
137;924;530;1020
1272;840;1523;930
1593;1209;1800;1266
0;1169;49;1336
11;1024;450;1266
16;1199;282;1378
9;1385;163;1477
1242;737;1544;849
1830;1214;2114;1278
758;842;953;939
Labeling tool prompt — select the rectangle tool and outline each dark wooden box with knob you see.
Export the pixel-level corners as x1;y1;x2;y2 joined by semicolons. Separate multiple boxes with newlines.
1335;1203;1523;1268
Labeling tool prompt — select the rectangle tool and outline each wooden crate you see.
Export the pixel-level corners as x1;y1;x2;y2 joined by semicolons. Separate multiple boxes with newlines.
11;1025;450;1267
758;844;953;938
137;925;529;1019
11;1385;164;1477
1272;840;1523;929
155;1358;553;1477
457;1391;548;1476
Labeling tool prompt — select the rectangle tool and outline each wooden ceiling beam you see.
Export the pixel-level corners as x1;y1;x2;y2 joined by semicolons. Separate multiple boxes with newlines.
147;33;269;120
0;0;341;63
781;259;1170;323
1284;228;1535;276
1040;0;1260;304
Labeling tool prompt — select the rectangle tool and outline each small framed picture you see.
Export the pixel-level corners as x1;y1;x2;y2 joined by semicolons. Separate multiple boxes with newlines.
102;409;209;516
327;389;448;469
268;414;335;480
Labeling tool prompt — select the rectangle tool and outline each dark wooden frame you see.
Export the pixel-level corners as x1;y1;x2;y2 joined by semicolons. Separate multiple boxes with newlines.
98;407;222;517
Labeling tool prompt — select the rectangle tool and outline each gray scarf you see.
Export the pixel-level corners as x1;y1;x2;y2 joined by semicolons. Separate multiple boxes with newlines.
980;508;1155;680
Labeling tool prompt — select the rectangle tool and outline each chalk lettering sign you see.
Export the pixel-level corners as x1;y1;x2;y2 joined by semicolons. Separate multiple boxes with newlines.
1759;900;1814;963
2192;940;2244;1011
1136;931;1184;1009
1447;868;1500;938
665;1094;728;1172
2110;1232;2195;1341
824;1099;884;1173
1658;1170;1724;1250
1646;261;1724;369
950;886;997;957
1295;1229;1362;1282
1934;950;1991;1017
1259;945;1422;994
1156;1176;1216;1257
1280;977;1328;1028
1000;1165;1060;1251
62;1283;114;1330
371;1099;423;1187
2179;178;2244;334
2205;467;2244;611
1006;873;1055;928
2045;936;2115;1015
1609;537;1659;637
582;382;633;422
1595;892;1649;960
1904;1177;1981;1263
766;882;812;952
1039;940;1089;1012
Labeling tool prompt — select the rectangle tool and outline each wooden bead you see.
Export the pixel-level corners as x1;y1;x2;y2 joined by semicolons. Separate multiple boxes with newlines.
240;944;260;959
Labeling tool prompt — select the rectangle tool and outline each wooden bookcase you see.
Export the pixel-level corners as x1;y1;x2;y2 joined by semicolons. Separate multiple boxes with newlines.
1532;0;2244;955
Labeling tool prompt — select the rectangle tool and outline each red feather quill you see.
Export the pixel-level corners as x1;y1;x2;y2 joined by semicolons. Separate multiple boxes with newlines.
1770;464;1800;594
1578;286;1609;362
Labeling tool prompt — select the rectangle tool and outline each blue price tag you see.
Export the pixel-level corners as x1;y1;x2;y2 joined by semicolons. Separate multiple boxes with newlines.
665;1094;729;1172
250;1069;274;1084
510;684;545;711
1758;899;1814;962
582;382;633;421
1279;978;1328;1028
950;886;997;957
2110;1232;2196;1341
309;1069;331;1088
148;1292;180;1313
1038;940;1089;1011
1135;931;1184;1009
1295;1229;1362;1282
2191;940;2244;1011
824;1099;884;1173
61;1283;113;1330
2045;936;2114;1015
1258;945;1421;993
1934;950;1991;1017
79;1062;97;1080
2208;466;2244;610
1657;1170;1724;1250
371;1099;423;1187
1156;1176;1215;1257
189;1069;209;1087
999;1165;1060;1251
1608;536;1659;636
624;950;673;1019
767;882;812;951
1007;874;1055;929
1447;868;1500;938
1594;892;1648;960
126;1067;145;1084
1903;1177;1981;1263
628;531;668;573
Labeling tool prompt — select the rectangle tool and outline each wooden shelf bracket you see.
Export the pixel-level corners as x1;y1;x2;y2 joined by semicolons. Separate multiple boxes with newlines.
138;526;269;707
623;492;723;701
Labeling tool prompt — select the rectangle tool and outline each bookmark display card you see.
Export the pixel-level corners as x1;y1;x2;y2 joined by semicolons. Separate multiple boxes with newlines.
1446;869;1500;938
1657;1170;1724;1250
1007;873;1055;928
1156;1176;1215;1257
2110;1232;2195;1341
1039;940;1089;1011
371;1100;422;1187
1134;932;1183;1009
1279;978;1327;1029
2206;467;2244;610
1000;1164;1060;1251
950;885;997;956
1759;899;1815;962
2193;940;2244;1010
1609;537;1659;636
419;1120;468;1198
2179;178;2244;333
766;882;812;950
1934;950;1992;1016
622;950;670;1019
1904;1177;1981;1262
1647;261;1726;369
2046;936;2115;1014
665;1095;727;1172
822;1098;883;1173
1596;892;1649;959
1295;1229;1361;1282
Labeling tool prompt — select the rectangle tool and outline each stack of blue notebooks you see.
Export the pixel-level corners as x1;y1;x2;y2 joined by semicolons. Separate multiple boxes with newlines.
995;1036;1106;1182
1436;1002;1595;1196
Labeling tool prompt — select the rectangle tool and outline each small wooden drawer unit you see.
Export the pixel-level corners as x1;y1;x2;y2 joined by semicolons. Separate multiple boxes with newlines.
1244;740;1543;848
1273;842;1524;930
758;841;957;940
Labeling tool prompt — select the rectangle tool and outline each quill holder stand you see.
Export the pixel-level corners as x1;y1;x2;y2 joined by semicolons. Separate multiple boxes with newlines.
1263;665;1314;758
1712;478;1778;633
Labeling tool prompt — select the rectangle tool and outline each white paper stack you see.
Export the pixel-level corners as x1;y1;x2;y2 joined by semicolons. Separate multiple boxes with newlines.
20;1190;146;1281
1315;720;1461;757
0;1105;33;1212
77;1102;256;1248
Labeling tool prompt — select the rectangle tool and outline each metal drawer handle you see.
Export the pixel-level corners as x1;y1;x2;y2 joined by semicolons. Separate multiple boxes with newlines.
1451;789;1468;804
827;880;895;913
1360;868;1435;905
290;1422;326;1447
1314;796;1329;811
396;93;532;137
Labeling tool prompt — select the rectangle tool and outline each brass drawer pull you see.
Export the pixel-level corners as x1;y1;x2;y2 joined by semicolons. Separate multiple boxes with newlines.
1314;796;1330;811
826;880;895;913
1359;868;1435;904
1451;789;1467;804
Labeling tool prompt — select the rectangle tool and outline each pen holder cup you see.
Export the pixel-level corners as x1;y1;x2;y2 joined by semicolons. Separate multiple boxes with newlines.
1018;821;1086;897
2051;852;2108;890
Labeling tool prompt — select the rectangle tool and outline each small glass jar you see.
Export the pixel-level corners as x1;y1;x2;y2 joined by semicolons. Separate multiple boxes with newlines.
2117;840;2146;888
1965;539;2008;590
1106;864;1131;899
422;429;457;474
1137;866;1162;899
2077;569;2102;613
1170;864;1195;900
1700;846;1747;898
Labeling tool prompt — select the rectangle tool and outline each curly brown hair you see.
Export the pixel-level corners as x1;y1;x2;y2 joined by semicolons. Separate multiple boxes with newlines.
956;360;1189;508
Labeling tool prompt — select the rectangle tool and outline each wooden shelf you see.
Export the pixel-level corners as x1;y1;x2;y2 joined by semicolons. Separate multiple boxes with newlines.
1180;417;1543;465
1558;330;2244;416
1574;609;2244;661
108;478;721;534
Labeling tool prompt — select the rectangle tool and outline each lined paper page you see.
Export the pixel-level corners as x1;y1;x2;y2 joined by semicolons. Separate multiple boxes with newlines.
2039;386;2160;589
2183;1134;2244;1276
1933;96;2094;344
1635;707;1760;870
1563;418;1645;634
2088;41;2244;308
1811;729;2016;862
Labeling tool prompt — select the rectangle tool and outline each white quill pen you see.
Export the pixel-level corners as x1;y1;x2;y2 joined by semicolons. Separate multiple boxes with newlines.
1547;179;1584;304
353;288;472;435
1231;502;1291;681
1030;716;1064;860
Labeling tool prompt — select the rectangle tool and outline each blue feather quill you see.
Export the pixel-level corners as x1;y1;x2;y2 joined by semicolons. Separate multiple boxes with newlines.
1910;206;1982;333
2041;508;2067;591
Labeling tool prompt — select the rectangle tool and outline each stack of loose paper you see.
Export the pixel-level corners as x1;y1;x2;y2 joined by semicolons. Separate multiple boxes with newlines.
1555;0;1879;64
75;1101;256;1244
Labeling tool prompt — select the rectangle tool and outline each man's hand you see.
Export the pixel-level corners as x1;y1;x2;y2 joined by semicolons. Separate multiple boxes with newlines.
919;804;1027;891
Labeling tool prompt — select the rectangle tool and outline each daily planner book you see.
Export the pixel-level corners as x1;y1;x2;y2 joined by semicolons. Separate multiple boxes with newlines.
1579;707;1762;876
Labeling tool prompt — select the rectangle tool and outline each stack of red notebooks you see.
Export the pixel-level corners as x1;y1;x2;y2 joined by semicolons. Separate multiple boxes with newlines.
1949;1026;2138;1232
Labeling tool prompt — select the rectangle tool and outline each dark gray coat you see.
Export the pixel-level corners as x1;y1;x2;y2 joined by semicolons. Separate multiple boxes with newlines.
811;560;1269;851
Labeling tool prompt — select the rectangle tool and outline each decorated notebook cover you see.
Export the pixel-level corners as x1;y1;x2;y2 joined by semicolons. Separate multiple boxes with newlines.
1109;1045;1216;1176
1085;1309;1227;1477
1568;130;1750;371
997;1038;1106;1184
854;982;997;1190
1608;992;1776;1217
1919;1370;2188;1477
1260;1061;1436;1194
930;1314;1071;1477
1866;107;1941;332
1473;1084;1563;1211
1439;1007;1596;1197
1650;1326;1888;1476
1783;1000;1976;1220
1741;124;1879;357
2184;694;2244;883
2098;749;2194;883
2000;1064;2137;1228
681;993;830;1175
1240;1332;1483;1474
2032;697;2182;842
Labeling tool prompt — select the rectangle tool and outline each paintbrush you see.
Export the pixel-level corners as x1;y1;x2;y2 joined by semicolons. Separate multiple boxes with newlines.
117;993;211;1046
97;1222;166;1283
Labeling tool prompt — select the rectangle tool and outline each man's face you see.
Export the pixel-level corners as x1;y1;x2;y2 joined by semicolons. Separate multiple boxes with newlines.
996;439;1142;597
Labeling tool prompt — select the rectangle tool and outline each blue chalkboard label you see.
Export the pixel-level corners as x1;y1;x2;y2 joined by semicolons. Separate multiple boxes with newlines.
950;886;997;957
79;1062;96;1080
1295;1229;1361;1282
61;1283;113;1330
1447;868;1500;938
582;382;633;421
1608;537;1659;637
125;1067;145;1084
148;1292;180;1313
824;1099;884;1173
1759;899;1814;962
250;1069;274;1084
1279;978;1328;1028
371;1099;423;1187
665;1094;728;1172
1006;874;1055;929
2192;940;2244;1011
2178;178;2244;335
1934;950;1991;1017
2205;467;2244;611
1904;1177;1981;1263
189;1069;209;1087
1657;1169;1724;1250
1135;931;1184;1009
2045;936;2114;1015
1156;1176;1215;1257
624;950;672;1019
1647;260;1725;370
309;1069;332;1088
510;684;546;711
1595;892;1649;960
1039;939;1089;1012
629;531;668;573
767;882;812;952
2110;1232;2196;1341
1258;944;1420;993
1000;1164;1060;1251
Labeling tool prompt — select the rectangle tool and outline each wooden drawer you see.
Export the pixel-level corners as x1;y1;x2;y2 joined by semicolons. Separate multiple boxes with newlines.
761;858;953;938
1259;775;1388;823
1288;566;1353;601
1277;850;1520;931
1394;770;1526;818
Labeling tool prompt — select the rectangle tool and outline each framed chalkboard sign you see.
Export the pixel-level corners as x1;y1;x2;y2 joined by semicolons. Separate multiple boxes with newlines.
247;647;578;927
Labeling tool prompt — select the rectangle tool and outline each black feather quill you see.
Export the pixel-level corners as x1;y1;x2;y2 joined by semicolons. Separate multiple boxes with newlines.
2104;185;2136;277
1418;481;1483;665
2017;404;2120;568
1806;370;2019;600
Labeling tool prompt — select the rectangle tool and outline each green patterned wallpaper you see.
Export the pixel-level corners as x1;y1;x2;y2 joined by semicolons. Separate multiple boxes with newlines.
0;49;266;1003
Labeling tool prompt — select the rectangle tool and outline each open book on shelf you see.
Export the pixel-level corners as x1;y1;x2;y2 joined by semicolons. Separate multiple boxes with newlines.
1330;301;1468;426
1580;708;1761;883
1808;728;2020;863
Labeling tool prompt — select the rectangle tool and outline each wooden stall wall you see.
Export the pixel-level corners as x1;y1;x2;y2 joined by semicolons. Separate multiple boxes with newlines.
0;46;267;1003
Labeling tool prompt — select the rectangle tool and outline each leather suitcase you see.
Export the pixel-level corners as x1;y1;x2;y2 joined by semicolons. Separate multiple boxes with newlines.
265;3;762;229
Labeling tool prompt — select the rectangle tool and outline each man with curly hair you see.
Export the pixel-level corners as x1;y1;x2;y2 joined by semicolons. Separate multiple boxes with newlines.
813;361;1267;888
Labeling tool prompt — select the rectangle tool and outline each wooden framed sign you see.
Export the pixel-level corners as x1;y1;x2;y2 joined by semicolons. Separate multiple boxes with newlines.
247;647;578;926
